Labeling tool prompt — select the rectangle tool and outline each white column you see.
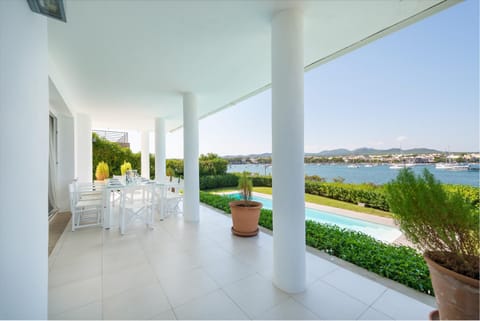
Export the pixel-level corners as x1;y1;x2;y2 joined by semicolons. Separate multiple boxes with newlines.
271;9;306;293
183;93;200;222
75;113;92;182
155;118;166;180
141;130;150;179
0;1;48;318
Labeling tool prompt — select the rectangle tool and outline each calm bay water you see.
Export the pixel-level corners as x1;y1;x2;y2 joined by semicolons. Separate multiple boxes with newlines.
228;164;479;186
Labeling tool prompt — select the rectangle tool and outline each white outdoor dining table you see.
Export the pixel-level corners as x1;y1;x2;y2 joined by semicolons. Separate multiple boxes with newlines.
102;179;170;230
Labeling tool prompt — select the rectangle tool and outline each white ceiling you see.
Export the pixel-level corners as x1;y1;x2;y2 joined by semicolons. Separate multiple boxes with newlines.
48;0;458;132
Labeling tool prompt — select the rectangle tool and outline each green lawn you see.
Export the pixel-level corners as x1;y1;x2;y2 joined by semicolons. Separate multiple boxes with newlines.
252;187;392;218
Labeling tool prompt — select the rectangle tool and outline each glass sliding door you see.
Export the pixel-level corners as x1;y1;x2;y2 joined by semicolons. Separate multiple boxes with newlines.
48;114;58;217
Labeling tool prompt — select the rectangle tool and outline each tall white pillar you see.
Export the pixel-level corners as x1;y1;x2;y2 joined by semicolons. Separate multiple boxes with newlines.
271;9;306;293
155;118;166;180
183;93;200;222
0;1;48;318
141;130;150;179
75;113;92;182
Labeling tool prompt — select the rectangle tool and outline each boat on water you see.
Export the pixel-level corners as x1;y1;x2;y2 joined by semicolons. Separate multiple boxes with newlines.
436;163;470;171
347;164;360;168
468;164;480;171
389;163;415;169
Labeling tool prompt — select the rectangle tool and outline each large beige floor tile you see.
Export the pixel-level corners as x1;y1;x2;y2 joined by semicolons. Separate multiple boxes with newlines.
174;289;248;320
372;289;435;320
322;267;387;305
50;300;102;320
158;267;219;308
256;297;319;320
48;276;102;316
293;280;368;320
103;283;171;320
102;263;158;298
223;274;290;318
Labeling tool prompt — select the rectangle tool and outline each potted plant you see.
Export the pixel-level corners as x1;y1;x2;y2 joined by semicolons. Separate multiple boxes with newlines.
120;160;132;175
95;161;109;181
229;172;263;237
385;169;479;320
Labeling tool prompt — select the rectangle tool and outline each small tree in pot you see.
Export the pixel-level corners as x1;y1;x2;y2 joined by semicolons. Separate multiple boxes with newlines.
95;161;109;181
229;172;263;237
385;169;479;320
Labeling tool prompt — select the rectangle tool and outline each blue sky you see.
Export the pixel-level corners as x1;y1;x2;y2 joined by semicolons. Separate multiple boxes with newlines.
132;0;479;157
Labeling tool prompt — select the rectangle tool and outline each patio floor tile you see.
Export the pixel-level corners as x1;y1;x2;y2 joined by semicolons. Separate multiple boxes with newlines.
102;283;170;320
48;276;102;317
157;267;220;308
321;267;387;305
48;204;436;320
174;289;249;320
256;297;319;320
223;274;290;318
372;289;435;320
293;280;369;319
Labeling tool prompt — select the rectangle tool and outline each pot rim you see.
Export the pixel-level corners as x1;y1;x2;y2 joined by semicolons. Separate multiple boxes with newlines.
424;251;479;288
229;200;263;209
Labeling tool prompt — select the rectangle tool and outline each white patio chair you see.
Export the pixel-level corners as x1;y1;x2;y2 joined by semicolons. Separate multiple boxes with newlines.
73;180;105;201
68;183;104;231
119;183;154;234
163;181;184;217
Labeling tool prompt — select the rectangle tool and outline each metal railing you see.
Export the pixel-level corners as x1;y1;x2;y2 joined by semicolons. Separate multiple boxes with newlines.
93;130;129;144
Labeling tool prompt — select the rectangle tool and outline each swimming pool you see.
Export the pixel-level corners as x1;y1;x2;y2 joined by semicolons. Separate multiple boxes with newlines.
228;193;402;243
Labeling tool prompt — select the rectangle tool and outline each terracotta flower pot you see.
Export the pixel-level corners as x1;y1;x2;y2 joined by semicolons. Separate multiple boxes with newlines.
229;200;262;237
424;253;479;320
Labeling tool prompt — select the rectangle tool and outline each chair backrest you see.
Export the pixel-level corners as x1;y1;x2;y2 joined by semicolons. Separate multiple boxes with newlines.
68;183;77;212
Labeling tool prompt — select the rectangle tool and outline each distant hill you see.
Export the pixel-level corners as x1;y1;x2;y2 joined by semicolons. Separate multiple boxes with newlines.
224;147;443;158
315;147;443;157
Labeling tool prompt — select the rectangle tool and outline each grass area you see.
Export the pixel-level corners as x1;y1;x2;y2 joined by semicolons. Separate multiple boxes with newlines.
252;187;392;218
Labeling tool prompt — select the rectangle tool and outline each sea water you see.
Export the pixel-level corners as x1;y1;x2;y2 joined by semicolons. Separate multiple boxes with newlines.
228;164;479;186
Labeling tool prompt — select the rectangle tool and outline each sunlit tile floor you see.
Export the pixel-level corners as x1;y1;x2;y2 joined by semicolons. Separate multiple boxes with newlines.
48;205;436;320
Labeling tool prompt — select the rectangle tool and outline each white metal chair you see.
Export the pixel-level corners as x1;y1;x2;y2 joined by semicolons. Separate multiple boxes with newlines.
119;183;154;234
163;180;184;217
68;183;104;231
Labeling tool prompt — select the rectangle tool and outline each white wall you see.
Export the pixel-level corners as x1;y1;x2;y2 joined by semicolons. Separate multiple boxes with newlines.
0;1;48;318
75;113;92;182
57;115;75;211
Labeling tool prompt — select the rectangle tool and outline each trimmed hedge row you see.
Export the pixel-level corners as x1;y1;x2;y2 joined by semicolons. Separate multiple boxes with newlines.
305;181;389;211
199;191;433;295
199;174;239;190
201;174;479;212
444;184;479;209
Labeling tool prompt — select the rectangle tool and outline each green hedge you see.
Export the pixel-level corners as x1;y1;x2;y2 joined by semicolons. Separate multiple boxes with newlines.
444;184;479;209
199;174;239;190
93;133;142;178
305;181;389;211
305;221;432;294
206;172;479;212
199;174;272;190
251;176;273;187
199;191;433;295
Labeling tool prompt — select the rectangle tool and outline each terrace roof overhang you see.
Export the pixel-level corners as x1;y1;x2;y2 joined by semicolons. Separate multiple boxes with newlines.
48;0;459;131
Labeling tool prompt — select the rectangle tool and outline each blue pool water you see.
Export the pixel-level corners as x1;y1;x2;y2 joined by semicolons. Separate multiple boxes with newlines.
229;193;402;243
